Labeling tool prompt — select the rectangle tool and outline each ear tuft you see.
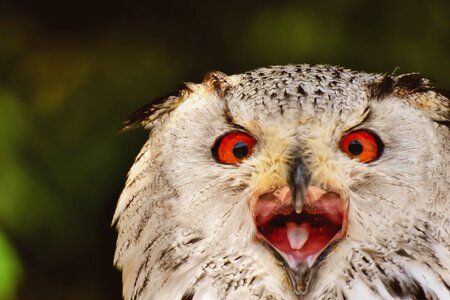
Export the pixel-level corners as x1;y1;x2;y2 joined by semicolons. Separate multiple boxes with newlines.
121;71;232;132
369;73;449;125
202;70;230;97
393;75;449;125
121;86;191;131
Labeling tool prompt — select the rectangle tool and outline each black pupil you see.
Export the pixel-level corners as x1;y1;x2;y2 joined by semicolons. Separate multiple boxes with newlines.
233;142;249;159
348;140;363;156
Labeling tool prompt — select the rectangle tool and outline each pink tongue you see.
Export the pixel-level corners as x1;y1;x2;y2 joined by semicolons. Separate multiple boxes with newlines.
286;222;309;250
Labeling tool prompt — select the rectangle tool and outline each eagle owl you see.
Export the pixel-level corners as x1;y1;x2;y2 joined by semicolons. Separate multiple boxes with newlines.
113;65;450;300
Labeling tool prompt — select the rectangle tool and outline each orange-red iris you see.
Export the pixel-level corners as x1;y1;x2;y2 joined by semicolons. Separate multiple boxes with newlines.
340;130;381;163
216;133;256;164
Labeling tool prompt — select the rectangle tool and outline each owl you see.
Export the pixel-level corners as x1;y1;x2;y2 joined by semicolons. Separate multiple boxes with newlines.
113;64;450;300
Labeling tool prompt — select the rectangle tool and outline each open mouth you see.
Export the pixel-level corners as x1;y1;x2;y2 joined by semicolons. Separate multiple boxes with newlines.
253;186;348;291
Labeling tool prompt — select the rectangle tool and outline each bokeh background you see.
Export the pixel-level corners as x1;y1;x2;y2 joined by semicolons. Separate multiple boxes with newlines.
0;0;449;299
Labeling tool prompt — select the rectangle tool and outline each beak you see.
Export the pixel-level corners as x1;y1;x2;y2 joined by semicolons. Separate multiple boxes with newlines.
254;159;347;296
290;159;310;214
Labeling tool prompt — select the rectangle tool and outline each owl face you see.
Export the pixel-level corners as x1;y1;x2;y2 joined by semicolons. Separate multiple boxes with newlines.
114;65;450;299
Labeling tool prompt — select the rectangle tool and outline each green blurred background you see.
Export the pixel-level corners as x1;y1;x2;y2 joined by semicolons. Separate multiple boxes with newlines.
0;0;448;299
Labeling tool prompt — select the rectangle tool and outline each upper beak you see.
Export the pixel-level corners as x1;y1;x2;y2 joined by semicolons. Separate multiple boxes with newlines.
290;158;311;214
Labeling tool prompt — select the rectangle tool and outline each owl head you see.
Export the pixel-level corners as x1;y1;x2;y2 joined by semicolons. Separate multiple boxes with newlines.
113;65;450;299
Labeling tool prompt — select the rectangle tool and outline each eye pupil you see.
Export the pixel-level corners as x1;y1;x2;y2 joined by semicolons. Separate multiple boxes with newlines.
348;140;363;156
232;142;249;159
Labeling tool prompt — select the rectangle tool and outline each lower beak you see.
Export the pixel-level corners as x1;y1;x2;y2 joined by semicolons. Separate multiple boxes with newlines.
285;263;318;296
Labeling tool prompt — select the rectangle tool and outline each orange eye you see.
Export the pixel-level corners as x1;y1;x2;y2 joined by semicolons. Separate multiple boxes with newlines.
213;132;256;164
340;130;383;163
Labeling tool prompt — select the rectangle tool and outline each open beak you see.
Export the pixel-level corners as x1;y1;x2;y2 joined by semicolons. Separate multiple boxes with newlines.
252;163;348;295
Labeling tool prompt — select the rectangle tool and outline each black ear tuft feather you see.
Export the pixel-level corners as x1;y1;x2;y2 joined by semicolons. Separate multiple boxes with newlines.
121;86;188;131
395;73;432;92
369;75;394;100
368;73;449;126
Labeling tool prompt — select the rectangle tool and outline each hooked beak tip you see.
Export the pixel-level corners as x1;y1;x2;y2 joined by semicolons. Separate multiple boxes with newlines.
294;195;304;214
